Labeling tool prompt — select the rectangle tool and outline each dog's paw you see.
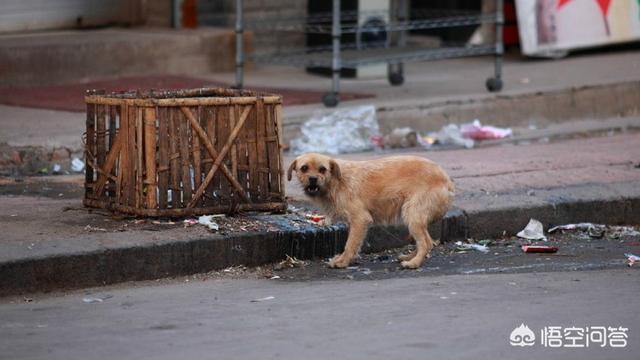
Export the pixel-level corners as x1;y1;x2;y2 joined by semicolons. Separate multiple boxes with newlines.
328;255;350;268
401;259;423;269
397;251;416;262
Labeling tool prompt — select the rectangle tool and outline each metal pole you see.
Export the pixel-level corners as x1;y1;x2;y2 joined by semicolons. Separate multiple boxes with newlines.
331;0;341;97
398;0;408;76
494;0;504;81
235;0;244;89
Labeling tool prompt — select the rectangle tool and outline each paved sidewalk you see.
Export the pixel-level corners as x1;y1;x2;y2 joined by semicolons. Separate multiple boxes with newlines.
1;49;639;177
1;132;639;295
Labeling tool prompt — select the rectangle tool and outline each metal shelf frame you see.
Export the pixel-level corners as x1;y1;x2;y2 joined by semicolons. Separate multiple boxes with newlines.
235;0;504;107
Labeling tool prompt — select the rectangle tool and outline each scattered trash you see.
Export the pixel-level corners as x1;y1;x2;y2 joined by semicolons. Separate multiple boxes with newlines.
152;220;176;225
290;105;380;155
521;245;558;253
455;241;489;253
421;120;512;149
198;215;219;231
384;127;418;149
23;297;34;303
183;218;198;227
82;295;112;303
460;119;512;140
71;158;85;172
305;213;326;225
82;297;104;303
549;223;598;233
477;239;492;246
287;204;302;213
269;275;281;280
52;164;62;174
84;225;107;232
527;189;536;196
424;123;474;149
359;267;372;275
250;296;275;303
417;135;436;148
549;223;639;239
369;134;385;150
517;219;547;241
625;253;640;267
275;255;306;270
133;219;146;225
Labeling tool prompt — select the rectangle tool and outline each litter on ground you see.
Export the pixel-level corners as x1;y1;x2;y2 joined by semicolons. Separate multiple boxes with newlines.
275;255;306;270
549;223;640;238
522;245;558;253
625;253;640;267
198;215;220;231
250;296;275;303
384;127;418;149
517;219;547;241
305;213;326;225
183;218;198;227
290;105;380;155
460;119;512;140
455;240;490;253
424;123;474;149
71;158;85;172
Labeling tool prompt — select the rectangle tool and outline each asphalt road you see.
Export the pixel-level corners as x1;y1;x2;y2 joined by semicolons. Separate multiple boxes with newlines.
1;265;638;360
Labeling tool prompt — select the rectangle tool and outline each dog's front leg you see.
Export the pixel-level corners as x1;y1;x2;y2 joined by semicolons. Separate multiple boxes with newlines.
329;214;372;268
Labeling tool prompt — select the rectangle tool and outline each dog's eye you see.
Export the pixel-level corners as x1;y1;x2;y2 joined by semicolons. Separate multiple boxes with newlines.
300;165;308;172
318;166;327;174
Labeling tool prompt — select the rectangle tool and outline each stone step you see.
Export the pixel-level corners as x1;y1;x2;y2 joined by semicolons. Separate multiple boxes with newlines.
0;27;243;87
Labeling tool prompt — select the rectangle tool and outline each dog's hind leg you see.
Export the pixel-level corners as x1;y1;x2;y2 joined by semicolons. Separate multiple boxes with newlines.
399;192;442;269
398;235;417;261
401;220;433;269
329;212;372;268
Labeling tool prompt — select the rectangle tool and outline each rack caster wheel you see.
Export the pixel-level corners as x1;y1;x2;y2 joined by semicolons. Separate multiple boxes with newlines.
388;72;404;86
486;77;503;92
322;92;339;107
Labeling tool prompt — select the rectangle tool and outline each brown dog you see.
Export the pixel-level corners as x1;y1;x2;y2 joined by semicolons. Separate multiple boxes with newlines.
288;153;454;269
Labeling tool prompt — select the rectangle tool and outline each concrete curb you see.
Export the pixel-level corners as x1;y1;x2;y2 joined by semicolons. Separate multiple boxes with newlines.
1;184;639;296
282;80;640;143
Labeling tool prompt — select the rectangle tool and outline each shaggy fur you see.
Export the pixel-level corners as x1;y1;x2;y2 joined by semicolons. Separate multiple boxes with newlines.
288;153;454;269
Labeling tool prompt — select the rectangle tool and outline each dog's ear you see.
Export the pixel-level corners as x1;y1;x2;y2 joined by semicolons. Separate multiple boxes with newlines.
287;160;297;181
330;160;341;181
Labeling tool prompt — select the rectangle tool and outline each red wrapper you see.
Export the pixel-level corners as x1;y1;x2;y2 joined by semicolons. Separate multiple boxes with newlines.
521;245;558;253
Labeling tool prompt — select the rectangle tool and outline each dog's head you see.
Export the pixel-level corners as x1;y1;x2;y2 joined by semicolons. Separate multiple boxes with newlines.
287;153;341;197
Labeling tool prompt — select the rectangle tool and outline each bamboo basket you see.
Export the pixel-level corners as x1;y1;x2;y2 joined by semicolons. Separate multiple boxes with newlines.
83;87;286;217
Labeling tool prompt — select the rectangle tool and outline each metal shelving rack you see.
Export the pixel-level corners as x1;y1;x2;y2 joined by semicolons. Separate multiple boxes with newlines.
235;0;504;107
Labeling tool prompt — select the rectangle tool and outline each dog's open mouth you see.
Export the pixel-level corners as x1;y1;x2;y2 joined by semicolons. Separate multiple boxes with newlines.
304;185;320;196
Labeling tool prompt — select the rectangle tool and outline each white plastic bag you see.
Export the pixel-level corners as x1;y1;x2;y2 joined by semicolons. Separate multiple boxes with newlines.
290;105;380;154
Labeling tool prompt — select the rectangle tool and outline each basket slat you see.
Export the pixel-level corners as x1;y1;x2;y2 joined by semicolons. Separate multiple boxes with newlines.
216;104;231;206
246;104;259;201
85;98;96;196
157;107;170;209
177;108;192;205
144;108;157;209
204;106;217;207
168;108;182;208
192;106;202;203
